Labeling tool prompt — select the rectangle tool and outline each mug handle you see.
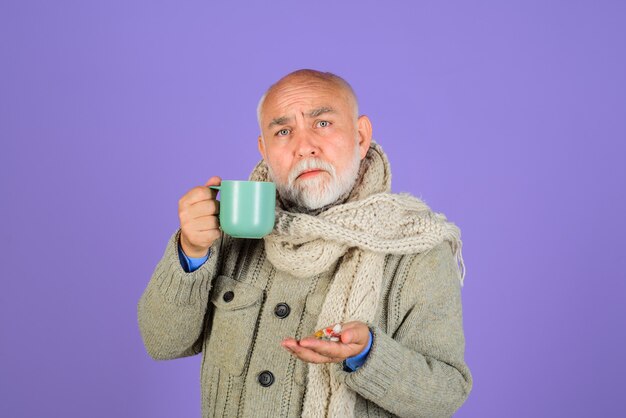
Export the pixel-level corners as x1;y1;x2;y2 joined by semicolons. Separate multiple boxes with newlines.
207;185;224;268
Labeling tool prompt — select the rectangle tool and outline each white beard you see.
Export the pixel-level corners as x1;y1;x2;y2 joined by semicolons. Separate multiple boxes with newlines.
268;145;362;211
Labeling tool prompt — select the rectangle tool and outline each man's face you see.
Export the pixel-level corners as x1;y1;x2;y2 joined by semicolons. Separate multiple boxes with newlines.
257;78;372;209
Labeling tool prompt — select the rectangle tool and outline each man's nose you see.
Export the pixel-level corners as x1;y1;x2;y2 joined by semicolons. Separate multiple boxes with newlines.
294;130;319;157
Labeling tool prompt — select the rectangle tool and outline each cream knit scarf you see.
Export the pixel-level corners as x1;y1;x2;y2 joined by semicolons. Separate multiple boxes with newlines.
249;142;465;418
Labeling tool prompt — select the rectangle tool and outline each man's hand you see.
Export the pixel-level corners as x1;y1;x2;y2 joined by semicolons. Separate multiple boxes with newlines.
178;176;222;258
281;321;370;364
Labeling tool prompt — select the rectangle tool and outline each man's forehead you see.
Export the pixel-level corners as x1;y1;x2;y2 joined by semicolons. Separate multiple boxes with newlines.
264;84;349;116
257;73;358;129
270;76;348;101
274;75;344;93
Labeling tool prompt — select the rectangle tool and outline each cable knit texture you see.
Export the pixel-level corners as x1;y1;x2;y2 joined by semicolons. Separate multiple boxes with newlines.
249;142;465;418
138;140;472;418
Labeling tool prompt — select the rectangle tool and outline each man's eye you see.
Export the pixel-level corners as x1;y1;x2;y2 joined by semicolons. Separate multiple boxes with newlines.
276;129;290;136
317;121;330;128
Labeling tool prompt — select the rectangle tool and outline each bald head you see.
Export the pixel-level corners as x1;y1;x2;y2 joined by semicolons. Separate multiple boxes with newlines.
257;69;359;130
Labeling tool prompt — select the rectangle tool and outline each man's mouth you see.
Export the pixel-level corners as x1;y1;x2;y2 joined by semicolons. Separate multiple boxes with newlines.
296;169;325;180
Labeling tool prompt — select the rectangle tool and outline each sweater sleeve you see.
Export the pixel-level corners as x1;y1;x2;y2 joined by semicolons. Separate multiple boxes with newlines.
137;229;223;360
334;241;473;418
178;244;210;272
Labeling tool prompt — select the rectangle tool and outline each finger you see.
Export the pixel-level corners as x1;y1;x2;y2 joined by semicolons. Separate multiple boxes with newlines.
336;321;369;346
193;216;220;231
204;176;222;199
338;327;360;345
180;210;219;230
298;337;358;359
291;349;342;364
188;199;220;217
204;176;222;187
281;338;299;349
282;341;342;364
180;186;214;207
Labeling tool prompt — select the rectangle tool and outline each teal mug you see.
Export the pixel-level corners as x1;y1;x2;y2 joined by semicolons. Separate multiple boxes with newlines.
209;181;276;238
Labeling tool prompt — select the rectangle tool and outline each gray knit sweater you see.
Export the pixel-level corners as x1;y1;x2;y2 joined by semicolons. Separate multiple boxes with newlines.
137;230;472;417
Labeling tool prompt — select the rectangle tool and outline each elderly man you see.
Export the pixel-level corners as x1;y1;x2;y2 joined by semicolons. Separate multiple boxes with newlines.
138;69;472;418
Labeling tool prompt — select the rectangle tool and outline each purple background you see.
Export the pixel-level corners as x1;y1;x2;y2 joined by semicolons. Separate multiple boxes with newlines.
2;1;625;417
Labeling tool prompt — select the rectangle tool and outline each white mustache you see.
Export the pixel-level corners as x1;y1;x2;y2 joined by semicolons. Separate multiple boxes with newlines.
288;158;336;185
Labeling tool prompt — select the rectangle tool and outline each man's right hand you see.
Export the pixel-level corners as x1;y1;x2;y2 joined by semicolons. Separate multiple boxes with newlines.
178;176;222;258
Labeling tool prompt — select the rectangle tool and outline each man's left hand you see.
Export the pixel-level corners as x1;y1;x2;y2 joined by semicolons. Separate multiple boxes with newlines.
281;321;370;364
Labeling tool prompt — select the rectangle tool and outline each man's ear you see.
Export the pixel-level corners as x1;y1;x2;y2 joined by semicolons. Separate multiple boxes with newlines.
258;135;266;160
356;115;373;159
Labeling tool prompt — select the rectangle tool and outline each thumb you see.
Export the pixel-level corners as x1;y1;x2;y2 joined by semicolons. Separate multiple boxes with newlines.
204;176;222;187
340;322;369;346
340;328;360;345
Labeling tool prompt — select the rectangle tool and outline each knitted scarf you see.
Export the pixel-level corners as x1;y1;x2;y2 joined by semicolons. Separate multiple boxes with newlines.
249;142;465;418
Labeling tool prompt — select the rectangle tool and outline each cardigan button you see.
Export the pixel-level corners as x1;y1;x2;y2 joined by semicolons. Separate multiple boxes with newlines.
258;371;274;387
274;303;291;319
223;291;234;303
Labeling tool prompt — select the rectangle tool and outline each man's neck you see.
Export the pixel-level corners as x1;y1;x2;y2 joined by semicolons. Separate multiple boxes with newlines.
279;187;353;216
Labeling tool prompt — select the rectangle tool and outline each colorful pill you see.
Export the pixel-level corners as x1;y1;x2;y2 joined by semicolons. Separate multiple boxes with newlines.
314;323;342;341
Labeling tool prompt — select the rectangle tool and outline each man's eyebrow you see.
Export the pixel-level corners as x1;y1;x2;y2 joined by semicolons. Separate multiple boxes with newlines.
268;116;293;128
267;107;335;128
308;107;335;117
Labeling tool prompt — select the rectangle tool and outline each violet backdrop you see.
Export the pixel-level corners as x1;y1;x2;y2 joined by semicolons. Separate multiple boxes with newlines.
1;1;625;417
